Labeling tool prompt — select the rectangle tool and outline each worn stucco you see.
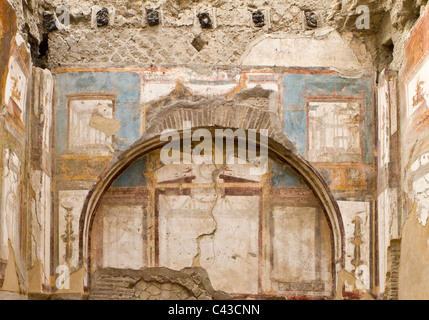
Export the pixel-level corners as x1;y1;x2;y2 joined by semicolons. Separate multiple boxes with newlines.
0;0;429;300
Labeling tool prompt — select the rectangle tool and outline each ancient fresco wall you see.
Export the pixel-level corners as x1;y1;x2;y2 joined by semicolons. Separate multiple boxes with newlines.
398;5;429;300
0;0;31;295
0;0;17;108
0;1;54;297
0;0;428;302
282;70;376;293
26;67;54;293
376;69;400;299
51;66;376;299
90;151;334;299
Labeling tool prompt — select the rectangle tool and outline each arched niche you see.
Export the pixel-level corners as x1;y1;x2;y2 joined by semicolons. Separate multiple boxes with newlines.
79;125;345;299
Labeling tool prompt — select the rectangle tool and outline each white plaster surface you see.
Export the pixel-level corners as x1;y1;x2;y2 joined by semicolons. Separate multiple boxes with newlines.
240;29;362;71
103;205;144;270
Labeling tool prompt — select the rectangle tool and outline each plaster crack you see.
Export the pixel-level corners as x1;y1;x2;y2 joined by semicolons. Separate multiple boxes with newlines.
192;164;226;268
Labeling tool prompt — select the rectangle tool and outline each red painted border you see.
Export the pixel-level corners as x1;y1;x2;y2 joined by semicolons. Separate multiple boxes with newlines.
403;6;429;80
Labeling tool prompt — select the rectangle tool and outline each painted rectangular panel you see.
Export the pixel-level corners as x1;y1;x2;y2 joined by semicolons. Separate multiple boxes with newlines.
0;149;21;262
283;72;374;163
271;207;316;281
68;98;115;155
158;194;216;270
102;205;144;270
4;55;28;123
308;101;361;162
406;55;429;118
283;74;307;104
159;191;260;295
55;72;141;154
200;195;260;295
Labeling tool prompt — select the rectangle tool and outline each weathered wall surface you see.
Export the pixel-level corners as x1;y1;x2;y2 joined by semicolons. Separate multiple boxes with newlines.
27;67;53;293
0;0;31;297
36;0;427;72
50;66;375;299
372;0;428;71
398;205;429;299
42;0;371;69
89;267;232;300
90;154;333;299
1;0;428;300
6;0;44;65
376;69;401;298
1;0;17;106
398;5;429;300
0;0;54;298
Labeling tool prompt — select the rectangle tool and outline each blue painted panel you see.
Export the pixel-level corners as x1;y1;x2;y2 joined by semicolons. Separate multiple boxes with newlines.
112;157;147;187
306;74;363;96
283;110;306;154
282;72;375;163
283;73;307;105
283;74;308;154
271;162;305;187
55;72;141;154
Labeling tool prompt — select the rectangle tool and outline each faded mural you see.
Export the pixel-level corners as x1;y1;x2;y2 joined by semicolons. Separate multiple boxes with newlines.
49;67;376;299
398;6;429;300
2;0;428;301
91;153;333;298
0;0;32;294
